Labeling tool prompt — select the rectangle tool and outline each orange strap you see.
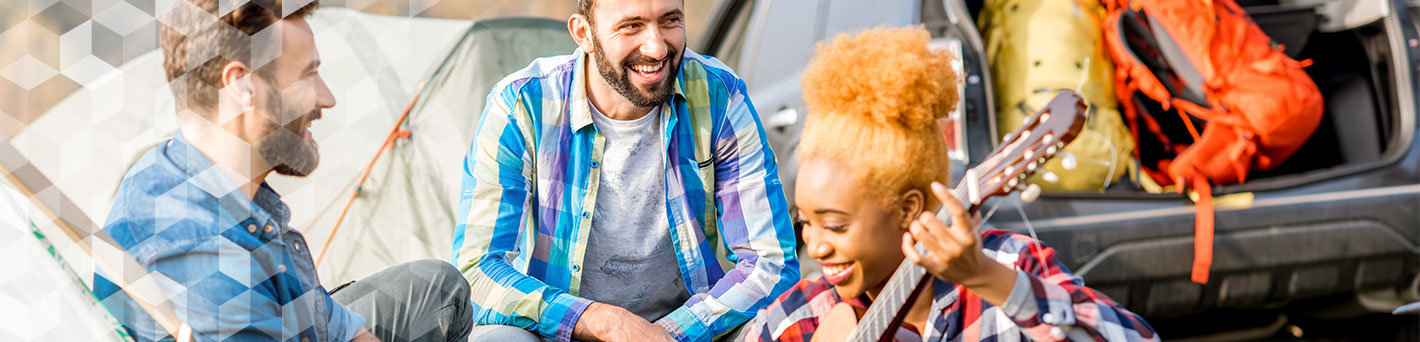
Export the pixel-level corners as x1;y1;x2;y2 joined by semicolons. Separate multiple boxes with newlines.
1190;175;1214;284
1174;103;1203;142
313;82;424;267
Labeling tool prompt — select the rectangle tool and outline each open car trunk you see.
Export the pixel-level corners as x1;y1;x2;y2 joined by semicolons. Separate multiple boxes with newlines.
996;0;1413;196
972;0;1420;328
698;0;1418;334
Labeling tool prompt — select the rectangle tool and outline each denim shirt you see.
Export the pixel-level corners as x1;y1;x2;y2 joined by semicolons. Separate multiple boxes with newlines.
95;131;364;341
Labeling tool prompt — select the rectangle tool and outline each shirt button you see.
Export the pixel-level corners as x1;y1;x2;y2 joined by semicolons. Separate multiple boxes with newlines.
264;224;274;233
247;224;258;234
1050;326;1065;339
1042;312;1055;323
590;160;600;168
582;211;590;218
571;264;581;272
278;264;287;273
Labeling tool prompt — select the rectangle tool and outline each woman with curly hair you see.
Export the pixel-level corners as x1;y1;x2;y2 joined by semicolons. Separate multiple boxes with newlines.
740;27;1157;342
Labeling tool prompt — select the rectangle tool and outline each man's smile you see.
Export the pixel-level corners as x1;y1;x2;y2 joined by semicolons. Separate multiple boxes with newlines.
628;58;668;84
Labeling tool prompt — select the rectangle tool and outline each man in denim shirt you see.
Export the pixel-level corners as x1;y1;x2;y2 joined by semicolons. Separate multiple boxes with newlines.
96;1;472;341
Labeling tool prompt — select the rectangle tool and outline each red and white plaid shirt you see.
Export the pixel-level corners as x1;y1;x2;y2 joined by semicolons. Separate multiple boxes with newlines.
743;229;1159;342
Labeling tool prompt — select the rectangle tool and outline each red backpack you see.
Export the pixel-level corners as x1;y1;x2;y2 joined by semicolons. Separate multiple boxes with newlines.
1101;0;1324;283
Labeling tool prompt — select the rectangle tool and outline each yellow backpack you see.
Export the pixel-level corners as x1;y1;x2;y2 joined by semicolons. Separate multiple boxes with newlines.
980;0;1135;191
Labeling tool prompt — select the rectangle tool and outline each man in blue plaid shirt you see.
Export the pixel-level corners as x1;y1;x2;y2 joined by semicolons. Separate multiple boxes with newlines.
98;1;473;341
452;0;800;341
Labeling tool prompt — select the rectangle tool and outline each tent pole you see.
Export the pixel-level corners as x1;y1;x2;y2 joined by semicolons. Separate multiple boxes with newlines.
314;81;425;267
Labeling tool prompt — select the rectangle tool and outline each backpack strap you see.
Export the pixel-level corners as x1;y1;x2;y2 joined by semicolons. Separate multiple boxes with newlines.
1188;175;1214;284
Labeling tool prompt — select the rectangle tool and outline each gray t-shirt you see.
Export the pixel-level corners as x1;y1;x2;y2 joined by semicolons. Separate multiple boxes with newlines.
580;104;691;321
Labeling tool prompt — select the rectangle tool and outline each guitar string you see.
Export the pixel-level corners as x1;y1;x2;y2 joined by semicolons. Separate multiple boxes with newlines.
1082;129;1120;189
1014;200;1052;270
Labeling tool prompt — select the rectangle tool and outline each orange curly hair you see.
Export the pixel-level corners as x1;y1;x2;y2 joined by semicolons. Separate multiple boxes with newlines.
797;26;959;201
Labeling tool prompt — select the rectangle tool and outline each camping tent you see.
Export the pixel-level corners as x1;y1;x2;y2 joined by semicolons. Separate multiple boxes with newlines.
314;16;579;283
8;7;575;289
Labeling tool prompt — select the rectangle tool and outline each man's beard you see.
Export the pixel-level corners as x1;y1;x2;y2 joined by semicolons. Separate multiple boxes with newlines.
256;83;321;177
590;33;683;108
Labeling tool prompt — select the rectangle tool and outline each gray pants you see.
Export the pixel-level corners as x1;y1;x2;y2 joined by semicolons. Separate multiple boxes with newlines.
467;320;749;342
468;325;545;342
331;259;474;342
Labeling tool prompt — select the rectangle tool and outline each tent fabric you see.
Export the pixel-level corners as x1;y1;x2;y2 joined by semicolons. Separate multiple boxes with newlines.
314;17;579;282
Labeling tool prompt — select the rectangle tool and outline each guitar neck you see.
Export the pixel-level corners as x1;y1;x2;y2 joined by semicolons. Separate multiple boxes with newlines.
846;183;975;342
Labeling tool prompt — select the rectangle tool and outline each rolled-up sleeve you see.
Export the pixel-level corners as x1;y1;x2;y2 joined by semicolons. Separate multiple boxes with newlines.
994;233;1157;342
324;294;366;342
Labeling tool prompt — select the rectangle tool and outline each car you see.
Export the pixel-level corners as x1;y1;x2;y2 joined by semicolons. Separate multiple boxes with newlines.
698;0;1420;338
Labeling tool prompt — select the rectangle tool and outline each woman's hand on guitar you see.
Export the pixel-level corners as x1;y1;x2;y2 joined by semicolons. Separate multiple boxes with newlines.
901;182;1019;306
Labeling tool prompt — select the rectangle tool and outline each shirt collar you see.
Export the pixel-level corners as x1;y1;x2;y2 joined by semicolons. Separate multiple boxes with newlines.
570;48;688;131
165;131;290;229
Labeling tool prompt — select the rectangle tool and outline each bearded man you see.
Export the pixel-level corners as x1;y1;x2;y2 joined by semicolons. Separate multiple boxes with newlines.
99;1;472;341
452;0;799;341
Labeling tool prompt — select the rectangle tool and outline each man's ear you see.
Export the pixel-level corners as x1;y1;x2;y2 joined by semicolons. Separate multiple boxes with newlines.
568;14;596;54
221;61;253;108
898;189;926;230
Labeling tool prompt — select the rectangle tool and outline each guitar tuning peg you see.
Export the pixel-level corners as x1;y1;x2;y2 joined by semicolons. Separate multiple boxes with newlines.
1042;171;1059;183
1021;183;1042;202
1061;152;1078;170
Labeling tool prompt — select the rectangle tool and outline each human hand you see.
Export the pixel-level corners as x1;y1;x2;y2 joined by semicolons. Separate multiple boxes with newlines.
572;302;675;342
351;328;380;342
901;182;1017;305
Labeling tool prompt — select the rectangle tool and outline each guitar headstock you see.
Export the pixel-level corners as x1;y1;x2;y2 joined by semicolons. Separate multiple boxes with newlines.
961;90;1088;206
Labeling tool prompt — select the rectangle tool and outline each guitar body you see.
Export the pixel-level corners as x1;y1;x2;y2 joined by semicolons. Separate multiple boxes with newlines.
814;303;926;342
810;303;862;342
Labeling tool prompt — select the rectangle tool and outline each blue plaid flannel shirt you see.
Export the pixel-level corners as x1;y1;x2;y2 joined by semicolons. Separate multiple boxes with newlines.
451;48;800;341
